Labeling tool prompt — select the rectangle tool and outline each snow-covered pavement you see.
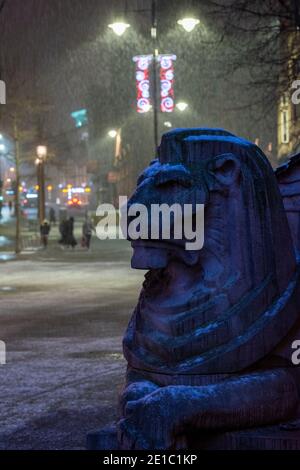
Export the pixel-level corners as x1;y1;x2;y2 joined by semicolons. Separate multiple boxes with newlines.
0;236;144;449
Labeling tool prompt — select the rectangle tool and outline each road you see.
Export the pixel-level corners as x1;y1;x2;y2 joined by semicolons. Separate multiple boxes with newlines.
0;213;144;449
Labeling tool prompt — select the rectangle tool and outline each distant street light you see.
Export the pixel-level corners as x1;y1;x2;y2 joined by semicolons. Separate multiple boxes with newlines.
108;22;130;36
37;145;47;159
108;129;118;138
36;145;47;224
176;101;189;112
0;143;5;153
177;18;200;32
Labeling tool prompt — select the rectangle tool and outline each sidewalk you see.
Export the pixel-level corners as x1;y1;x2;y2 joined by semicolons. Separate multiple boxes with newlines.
0;235;142;449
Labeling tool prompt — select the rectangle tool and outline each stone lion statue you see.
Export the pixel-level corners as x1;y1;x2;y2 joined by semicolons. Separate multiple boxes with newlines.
92;128;300;450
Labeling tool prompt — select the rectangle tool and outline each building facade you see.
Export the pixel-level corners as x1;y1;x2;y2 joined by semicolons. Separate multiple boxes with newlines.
278;24;300;160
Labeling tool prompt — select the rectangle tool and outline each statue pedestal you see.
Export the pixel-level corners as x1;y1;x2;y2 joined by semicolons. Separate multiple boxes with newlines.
87;420;300;450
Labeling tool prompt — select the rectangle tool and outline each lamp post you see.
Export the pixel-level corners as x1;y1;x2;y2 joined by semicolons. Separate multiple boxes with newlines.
36;145;47;225
108;5;199;150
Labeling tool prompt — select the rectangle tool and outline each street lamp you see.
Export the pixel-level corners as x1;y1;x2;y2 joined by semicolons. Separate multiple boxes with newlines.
36;145;47;224
108;129;118;138
108;22;130;36
37;145;47;159
176;101;189;112
177;17;200;32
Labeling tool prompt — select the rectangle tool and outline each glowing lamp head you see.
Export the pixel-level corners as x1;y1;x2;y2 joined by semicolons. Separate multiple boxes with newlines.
37;145;47;158
108;129;117;138
176;101;189;112
108;22;130;36
177;17;200;32
0;143;5;152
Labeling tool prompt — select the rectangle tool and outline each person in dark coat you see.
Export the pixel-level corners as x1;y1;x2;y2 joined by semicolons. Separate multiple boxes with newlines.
82;216;95;250
40;219;51;249
49;207;56;225
65;217;77;249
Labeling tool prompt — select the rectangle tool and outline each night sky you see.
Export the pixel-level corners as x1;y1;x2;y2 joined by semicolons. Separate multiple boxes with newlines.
0;0;276;149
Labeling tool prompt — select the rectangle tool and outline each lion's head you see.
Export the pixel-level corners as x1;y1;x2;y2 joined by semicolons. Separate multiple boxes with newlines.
123;129;300;376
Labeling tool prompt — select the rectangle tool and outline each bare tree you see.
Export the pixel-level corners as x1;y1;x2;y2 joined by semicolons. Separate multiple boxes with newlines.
206;0;300;103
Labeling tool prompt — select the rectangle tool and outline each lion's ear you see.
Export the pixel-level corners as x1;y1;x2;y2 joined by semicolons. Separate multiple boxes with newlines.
213;153;240;185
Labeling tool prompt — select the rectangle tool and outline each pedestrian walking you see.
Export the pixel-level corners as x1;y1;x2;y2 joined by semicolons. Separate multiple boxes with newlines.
65;216;77;249
49;207;56;225
59;217;68;246
82;216;95;250
40;219;51;249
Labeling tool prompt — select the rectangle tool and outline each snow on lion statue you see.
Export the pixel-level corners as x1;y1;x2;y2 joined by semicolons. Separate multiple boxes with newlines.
103;129;300;450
